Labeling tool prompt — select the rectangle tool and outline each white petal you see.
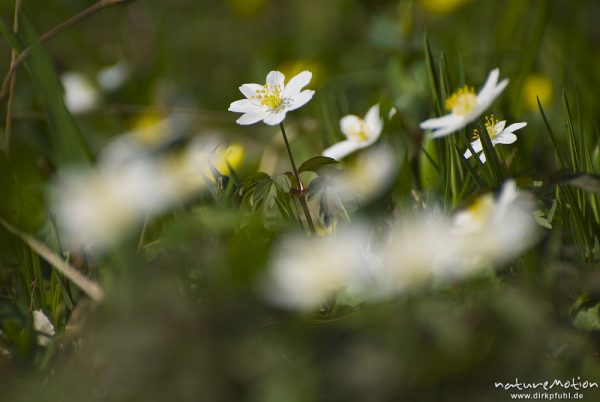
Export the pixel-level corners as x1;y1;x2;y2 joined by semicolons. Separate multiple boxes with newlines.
236;111;268;125
477;68;500;101
340;115;363;139
284;71;312;97
239;83;263;100
429;119;467;138
464;139;483;158
287;90;314;111
493;133;517;144
229;99;264;114
266;71;285;87
479;152;487;163
364;104;383;141
263;111;287;126
472;78;508;119
420;114;462;129
322;140;364;160
495;120;507;133
491;78;509;99
503;122;527;134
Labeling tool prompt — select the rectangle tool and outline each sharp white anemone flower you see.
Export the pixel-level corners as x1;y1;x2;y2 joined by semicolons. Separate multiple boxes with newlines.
322;104;383;160
463;115;527;163
228;70;315;126
32;310;55;346
420;68;509;138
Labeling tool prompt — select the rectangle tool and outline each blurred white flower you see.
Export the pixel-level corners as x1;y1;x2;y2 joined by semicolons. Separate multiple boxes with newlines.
261;226;379;310
97;61;130;91
380;215;470;296
420;68;508;138
325;147;396;208
51;159;172;250
51;133;234;251
99;114;189;165
463;115;527;163
261;181;539;310
61;72;99;114
33;310;55;346
228;70;315;125
452;179;539;265
323;104;383;160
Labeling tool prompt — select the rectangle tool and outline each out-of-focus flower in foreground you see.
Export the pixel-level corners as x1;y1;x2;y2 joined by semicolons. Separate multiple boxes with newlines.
419;0;473;15
324;146;396;208
452;179;539;266
32;310;55;346
51;160;173;250
228;70;315;126
51;134;226;251
323;104;383;160
61;72;99;114
261;180;539;311
420;68;508;138
260;226;380;310
463;115;527;163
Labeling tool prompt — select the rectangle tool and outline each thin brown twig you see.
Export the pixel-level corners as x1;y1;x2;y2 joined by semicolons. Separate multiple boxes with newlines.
0;0;135;105
3;0;22;156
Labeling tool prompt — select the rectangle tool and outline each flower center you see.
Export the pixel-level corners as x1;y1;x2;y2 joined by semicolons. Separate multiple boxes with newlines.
256;84;284;111
467;195;494;224
348;120;370;142
472;115;499;140
445;86;477;116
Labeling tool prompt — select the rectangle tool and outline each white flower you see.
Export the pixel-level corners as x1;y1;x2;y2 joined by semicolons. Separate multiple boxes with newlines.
322;104;383;160
463;115;527;163
325;146;396;208
420;68;509;138
228;70;315;126
97;61;130;91
51;136;233;252
452;180;539;265
61;72;99;114
51;160;172;250
32;310;55;346
380;215;474;295
260;226;379;310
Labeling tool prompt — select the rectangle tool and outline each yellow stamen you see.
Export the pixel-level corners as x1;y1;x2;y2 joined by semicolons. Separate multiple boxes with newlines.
467;194;494;224
445;86;477;116
472;115;499;140
256;84;283;110
348;120;369;142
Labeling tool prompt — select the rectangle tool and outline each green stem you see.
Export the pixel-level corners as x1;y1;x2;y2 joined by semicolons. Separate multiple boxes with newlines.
279;122;316;234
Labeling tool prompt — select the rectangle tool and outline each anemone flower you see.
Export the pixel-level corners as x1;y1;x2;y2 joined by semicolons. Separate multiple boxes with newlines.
420;68;508;138
463;115;527;163
228;70;314;126
322;104;383;160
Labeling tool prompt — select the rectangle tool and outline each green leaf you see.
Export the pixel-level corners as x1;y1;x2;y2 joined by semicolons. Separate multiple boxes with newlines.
573;303;600;331
298;156;338;174
18;16;91;166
